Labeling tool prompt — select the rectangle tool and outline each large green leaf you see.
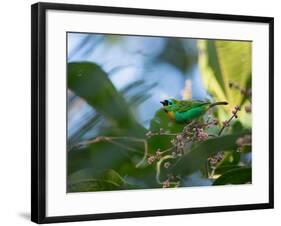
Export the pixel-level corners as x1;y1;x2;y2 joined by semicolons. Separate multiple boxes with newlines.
68;169;135;192
68;62;143;133
68;140;157;191
68;139;144;174
168;133;245;176
198;40;251;108
67;62;156;192
213;167;251;185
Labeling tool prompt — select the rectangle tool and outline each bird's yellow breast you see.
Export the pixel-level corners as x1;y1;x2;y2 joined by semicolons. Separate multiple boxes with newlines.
166;111;175;120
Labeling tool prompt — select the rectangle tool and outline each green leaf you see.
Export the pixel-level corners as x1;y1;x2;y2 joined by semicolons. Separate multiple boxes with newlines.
68;62;142;132
68;168;124;185
213;167;252;185
68;169;127;192
198;40;251;107
68;180;117;192
214;165;243;175
68;139;144;175
231;120;244;133
169;133;244;176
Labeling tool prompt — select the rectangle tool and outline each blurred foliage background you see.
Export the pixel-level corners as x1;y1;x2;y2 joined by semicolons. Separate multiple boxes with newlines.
67;33;252;192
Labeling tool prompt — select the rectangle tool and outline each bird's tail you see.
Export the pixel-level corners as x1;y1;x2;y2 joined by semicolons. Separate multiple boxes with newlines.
209;101;228;108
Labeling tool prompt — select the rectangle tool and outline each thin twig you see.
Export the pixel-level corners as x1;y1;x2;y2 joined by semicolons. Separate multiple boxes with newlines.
218;106;240;136
160;147;175;155
218;114;236;136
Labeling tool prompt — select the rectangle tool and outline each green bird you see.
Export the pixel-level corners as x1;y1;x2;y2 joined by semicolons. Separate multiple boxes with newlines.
160;98;228;123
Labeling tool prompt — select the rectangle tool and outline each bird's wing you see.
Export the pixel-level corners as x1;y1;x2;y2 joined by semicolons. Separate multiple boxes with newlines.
176;100;209;112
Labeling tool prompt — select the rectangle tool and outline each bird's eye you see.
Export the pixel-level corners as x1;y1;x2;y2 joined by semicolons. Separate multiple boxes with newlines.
168;101;172;105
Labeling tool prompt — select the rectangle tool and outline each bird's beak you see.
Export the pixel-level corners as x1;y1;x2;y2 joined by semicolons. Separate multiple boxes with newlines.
160;101;165;106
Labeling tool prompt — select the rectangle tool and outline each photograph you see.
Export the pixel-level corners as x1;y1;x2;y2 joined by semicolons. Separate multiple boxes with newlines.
67;32;252;193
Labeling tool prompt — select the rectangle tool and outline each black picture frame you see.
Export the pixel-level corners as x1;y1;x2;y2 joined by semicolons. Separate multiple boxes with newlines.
31;2;274;224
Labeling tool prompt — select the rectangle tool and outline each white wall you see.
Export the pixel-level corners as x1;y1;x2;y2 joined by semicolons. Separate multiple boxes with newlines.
0;0;279;225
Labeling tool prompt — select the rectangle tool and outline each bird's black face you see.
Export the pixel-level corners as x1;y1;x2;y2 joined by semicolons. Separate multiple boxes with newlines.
160;99;173;106
160;100;169;106
160;99;174;113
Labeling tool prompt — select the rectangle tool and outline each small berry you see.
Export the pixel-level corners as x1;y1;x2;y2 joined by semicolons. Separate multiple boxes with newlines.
223;121;230;127
212;119;219;125
164;162;171;169
147;156;155;164
245;105;252;113
156;149;161;155
235;105;241;111
236;137;244;147
162;179;170;188
240;89;247;95
145;131;152;138
197;129;208;141
244;134;252;143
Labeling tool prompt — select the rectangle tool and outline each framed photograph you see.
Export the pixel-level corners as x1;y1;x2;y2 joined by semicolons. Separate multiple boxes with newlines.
31;2;274;224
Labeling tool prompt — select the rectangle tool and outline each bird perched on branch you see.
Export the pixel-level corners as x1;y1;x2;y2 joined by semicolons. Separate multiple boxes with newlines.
160;98;228;123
